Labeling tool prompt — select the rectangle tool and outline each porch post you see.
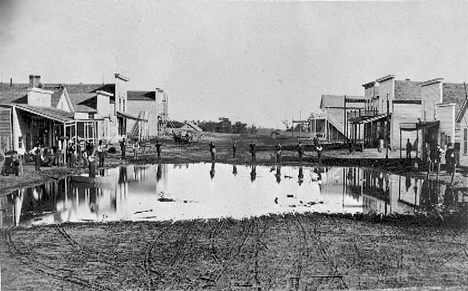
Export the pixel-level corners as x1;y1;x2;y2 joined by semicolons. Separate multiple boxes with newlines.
416;129;419;160
399;129;402;159
63;123;67;165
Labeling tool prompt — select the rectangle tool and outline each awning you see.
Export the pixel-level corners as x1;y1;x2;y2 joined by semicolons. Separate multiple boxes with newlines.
350;113;389;124
116;111;148;122
14;104;74;123
400;120;439;131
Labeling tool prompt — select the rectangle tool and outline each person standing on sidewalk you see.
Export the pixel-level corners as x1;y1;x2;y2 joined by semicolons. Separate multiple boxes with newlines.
406;138;413;160
120;138;126;160
133;141;140;160
97;140;105;167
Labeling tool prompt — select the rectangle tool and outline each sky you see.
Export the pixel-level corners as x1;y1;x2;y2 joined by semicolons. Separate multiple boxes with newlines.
1;0;467;128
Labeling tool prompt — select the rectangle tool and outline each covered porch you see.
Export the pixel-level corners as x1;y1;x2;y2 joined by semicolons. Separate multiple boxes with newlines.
348;113;390;150
399;120;439;161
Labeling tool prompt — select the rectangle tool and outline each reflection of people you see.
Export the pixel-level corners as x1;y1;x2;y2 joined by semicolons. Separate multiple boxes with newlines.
156;164;162;181
275;166;281;184
232;165;238;176
298;166;304;185
210;162;216;179
250;164;257;182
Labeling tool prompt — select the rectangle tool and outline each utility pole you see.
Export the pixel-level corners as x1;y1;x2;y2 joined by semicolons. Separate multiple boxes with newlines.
386;93;390;160
343;95;347;144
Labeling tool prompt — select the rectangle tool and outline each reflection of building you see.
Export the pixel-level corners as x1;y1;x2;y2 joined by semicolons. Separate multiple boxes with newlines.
341;167;460;215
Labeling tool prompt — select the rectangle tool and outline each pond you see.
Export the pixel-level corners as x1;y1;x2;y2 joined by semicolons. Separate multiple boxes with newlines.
1;163;467;227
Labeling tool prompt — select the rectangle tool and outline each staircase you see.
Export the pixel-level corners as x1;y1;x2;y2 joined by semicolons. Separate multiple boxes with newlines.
130;111;147;139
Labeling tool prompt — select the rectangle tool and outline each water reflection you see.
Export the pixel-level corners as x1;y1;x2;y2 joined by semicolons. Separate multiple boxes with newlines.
210;163;216;179
1;164;467;227
250;164;257;182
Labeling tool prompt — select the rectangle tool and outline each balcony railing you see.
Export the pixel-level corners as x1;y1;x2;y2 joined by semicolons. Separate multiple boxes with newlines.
347;107;379;120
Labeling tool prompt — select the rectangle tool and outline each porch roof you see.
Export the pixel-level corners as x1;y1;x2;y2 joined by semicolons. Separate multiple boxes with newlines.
15;104;74;123
350;113;389;124
116;111;148;122
399;120;439;131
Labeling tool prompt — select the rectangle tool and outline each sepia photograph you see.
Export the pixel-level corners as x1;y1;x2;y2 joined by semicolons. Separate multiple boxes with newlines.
0;0;467;290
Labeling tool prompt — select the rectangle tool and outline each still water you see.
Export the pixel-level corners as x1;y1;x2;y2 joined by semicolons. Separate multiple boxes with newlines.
1;163;467;227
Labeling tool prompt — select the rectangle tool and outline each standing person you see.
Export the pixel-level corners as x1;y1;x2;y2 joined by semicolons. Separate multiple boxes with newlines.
249;141;256;163
68;141;76;168
406;138;412;160
431;144;444;174
133;141;139;160
425;143;432;172
445;143;456;175
209;141;216;162
34;144;42;171
88;152;96;178
297;142;304;163
314;136;323;162
76;140;83;166
232;141;237;159
120;138;126;160
276;143;282;163
97;140;105;167
155;140;162;160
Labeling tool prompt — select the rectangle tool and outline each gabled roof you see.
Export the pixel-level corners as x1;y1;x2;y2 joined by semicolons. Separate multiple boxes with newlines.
51;87;64;108
320;95;365;109
181;122;203;132
0;83;29;104
127;90;156;101
45;83;115;95
444;83;467;117
68;93;97;113
394;80;423;100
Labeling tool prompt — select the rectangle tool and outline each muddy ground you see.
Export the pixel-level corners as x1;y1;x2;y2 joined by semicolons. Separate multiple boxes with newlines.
1;214;468;290
1;133;468;290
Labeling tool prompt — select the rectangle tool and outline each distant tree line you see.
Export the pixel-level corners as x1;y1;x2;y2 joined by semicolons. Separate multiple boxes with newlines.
170;117;263;134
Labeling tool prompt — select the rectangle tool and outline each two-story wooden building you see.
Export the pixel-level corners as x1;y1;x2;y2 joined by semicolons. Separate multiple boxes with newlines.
0;73;165;154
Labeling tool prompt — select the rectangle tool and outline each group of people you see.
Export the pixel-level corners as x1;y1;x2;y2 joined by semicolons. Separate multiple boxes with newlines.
30;138;108;172
209;137;323;163
405;138;458;174
119;138;162;161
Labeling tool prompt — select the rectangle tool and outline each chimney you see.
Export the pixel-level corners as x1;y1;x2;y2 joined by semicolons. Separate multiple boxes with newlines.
10;78;12;87
28;75;42;88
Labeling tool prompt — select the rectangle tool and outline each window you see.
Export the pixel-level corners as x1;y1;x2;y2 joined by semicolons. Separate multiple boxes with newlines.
18;136;23;148
123;99;126;112
464;128;467;155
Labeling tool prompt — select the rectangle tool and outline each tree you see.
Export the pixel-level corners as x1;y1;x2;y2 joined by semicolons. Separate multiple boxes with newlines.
282;119;291;131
